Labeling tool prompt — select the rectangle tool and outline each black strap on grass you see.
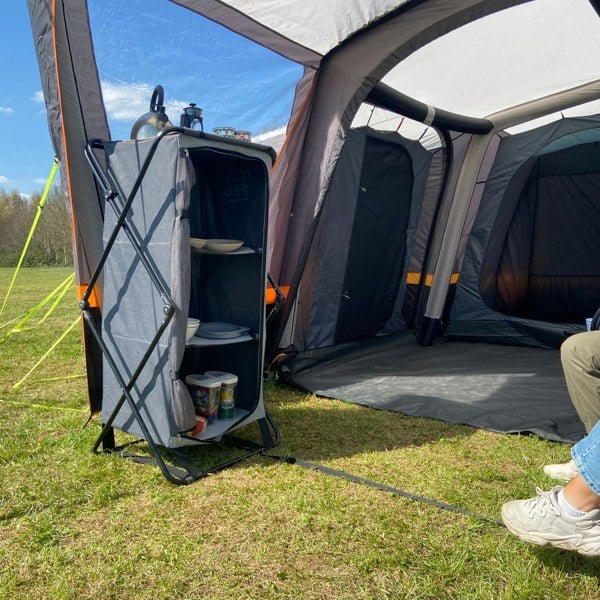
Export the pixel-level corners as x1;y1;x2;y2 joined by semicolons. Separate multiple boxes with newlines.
265;453;505;528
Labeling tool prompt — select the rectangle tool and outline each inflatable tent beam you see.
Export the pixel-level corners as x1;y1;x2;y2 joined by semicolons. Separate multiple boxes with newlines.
367;82;493;135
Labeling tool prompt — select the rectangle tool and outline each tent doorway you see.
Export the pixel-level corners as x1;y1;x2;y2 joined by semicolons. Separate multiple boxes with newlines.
489;140;600;322
335;137;415;343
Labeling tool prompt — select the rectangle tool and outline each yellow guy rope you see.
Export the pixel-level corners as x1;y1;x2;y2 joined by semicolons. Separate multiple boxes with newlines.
0;156;60;319
0;272;75;342
12;314;81;390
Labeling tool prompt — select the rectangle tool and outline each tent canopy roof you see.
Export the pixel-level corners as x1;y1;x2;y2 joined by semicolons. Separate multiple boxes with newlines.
177;0;600;122
172;0;412;62
382;0;600;119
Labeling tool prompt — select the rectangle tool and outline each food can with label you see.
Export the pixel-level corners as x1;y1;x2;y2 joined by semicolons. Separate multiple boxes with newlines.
235;130;252;142
185;374;222;424
204;370;238;419
212;126;236;138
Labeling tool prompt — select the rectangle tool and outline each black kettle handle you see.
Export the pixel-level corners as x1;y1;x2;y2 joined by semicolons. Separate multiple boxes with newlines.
150;85;165;113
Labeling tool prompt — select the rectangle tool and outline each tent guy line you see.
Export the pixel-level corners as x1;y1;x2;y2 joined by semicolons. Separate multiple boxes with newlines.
265;452;505;528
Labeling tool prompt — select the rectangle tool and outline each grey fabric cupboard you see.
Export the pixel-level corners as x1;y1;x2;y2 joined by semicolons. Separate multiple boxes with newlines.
82;130;279;483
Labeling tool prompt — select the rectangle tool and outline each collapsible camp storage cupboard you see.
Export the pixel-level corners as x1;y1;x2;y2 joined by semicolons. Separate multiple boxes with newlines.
83;131;278;483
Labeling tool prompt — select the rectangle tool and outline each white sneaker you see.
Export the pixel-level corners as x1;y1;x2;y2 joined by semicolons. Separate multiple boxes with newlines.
543;459;578;481
501;486;600;556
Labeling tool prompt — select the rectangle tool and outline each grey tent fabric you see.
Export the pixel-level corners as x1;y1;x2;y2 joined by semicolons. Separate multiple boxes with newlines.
169;150;197;433
101;136;195;446
287;127;434;352
27;0;110;289
447;115;600;348
28;0;112;412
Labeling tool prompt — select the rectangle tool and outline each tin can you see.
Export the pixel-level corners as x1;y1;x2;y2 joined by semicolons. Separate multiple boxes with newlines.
185;374;221;424
212;126;236;138
235;130;252;142
204;370;238;419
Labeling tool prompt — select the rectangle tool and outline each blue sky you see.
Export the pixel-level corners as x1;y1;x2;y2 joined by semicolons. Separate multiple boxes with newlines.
1;3;55;196
3;1;301;197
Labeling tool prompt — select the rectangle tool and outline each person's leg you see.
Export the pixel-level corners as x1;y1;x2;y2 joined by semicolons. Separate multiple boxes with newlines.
562;475;600;512
543;331;600;481
561;330;600;433
571;418;600;497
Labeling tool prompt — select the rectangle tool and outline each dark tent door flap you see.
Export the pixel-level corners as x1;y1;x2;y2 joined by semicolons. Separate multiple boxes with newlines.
335;139;414;343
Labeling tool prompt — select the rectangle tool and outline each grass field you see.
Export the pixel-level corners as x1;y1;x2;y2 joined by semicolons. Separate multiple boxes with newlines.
1;267;599;598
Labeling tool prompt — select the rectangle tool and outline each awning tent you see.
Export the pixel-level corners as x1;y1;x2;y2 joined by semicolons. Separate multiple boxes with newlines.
27;0;600;441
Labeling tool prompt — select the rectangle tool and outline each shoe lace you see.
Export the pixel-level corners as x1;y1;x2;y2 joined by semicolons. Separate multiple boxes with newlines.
524;487;561;519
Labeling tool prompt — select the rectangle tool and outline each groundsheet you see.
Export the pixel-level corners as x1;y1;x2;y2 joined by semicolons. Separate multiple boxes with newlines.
282;334;586;443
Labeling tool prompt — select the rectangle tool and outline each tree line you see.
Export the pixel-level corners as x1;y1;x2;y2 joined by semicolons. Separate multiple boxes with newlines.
0;187;73;268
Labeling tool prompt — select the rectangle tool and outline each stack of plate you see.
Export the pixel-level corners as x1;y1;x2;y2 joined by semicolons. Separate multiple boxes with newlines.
196;322;249;339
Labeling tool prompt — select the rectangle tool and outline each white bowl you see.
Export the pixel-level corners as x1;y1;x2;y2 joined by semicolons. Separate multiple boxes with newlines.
186;318;200;342
204;239;244;253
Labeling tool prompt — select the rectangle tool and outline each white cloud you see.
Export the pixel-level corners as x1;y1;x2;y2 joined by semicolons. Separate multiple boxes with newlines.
0;106;14;115
32;90;45;104
101;81;188;122
0;175;9;184
33;178;48;185
253;126;287;151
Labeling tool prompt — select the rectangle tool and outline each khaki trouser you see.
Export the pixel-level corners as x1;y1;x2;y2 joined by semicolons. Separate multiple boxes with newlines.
561;331;600;433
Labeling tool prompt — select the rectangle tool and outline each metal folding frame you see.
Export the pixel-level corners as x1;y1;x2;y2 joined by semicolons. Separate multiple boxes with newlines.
81;128;279;485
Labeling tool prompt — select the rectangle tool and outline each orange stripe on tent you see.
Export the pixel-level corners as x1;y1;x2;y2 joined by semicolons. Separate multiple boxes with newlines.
77;285;101;308
52;0;81;284
406;273;459;286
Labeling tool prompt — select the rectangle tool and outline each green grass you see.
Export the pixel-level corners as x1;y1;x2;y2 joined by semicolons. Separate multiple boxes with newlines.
1;267;599;598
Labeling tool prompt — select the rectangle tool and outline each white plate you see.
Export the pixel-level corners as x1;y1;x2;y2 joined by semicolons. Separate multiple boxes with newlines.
204;239;244;253
196;322;250;339
190;238;206;249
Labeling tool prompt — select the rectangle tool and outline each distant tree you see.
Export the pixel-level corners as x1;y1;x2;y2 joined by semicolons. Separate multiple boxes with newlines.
30;187;74;267
0;186;73;267
0;190;31;267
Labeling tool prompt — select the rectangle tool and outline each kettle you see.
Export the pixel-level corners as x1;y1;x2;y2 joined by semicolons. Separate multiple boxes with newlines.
130;85;173;139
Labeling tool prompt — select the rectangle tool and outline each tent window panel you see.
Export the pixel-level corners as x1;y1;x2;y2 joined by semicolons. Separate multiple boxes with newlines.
525;171;600;319
531;173;600;276
335;138;413;344
494;169;537;314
